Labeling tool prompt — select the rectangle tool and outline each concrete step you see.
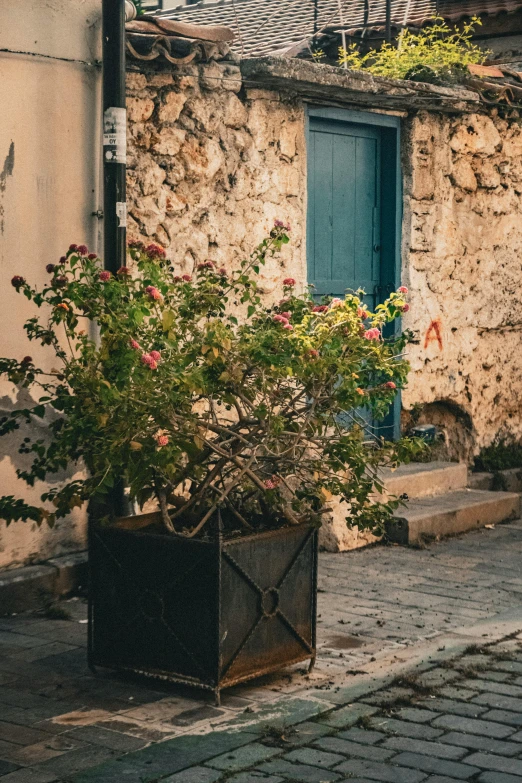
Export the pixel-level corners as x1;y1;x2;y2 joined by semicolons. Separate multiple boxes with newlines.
379;461;468;501
386;489;520;546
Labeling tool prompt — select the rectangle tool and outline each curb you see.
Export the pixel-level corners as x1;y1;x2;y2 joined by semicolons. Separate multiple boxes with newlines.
0;550;88;615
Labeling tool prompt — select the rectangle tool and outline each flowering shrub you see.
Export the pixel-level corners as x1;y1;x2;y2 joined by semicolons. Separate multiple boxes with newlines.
0;228;421;537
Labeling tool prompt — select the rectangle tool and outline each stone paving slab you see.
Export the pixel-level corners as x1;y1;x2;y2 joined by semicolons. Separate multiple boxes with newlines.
0;521;521;780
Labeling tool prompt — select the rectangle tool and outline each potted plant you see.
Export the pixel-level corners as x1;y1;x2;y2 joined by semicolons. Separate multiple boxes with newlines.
0;226;416;703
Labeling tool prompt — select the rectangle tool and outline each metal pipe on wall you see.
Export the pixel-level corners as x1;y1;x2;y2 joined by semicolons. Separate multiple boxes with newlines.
102;0;130;275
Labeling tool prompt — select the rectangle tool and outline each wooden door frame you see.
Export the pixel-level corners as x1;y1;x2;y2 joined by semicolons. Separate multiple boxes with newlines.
305;105;402;440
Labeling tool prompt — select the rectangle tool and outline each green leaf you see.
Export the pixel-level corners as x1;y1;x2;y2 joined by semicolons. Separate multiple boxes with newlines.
247;305;255;318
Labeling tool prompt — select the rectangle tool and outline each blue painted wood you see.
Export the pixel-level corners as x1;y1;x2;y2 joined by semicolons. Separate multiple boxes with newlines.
308;118;381;312
306;108;402;440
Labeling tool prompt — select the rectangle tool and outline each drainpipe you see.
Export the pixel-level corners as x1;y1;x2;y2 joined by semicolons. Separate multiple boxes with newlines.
99;0;136;519
102;0;136;275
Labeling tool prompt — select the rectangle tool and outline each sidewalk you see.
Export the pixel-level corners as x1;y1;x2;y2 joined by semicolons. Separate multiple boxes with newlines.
0;520;521;782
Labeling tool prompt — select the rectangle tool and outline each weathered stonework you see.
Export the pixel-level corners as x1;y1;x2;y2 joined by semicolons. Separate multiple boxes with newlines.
126;63;307;299
401;111;522;461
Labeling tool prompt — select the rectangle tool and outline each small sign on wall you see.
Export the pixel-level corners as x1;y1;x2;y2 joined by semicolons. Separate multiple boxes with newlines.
103;107;127;164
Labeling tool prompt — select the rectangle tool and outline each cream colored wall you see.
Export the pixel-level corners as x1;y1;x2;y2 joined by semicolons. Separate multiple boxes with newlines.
0;1;102;568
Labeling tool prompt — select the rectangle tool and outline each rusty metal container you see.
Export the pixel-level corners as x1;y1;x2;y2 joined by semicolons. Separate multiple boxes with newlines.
88;518;317;703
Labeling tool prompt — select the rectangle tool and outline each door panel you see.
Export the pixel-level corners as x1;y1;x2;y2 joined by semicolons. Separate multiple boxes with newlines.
308;119;381;312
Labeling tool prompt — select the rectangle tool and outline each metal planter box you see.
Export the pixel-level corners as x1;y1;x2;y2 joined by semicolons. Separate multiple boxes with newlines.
88;521;317;703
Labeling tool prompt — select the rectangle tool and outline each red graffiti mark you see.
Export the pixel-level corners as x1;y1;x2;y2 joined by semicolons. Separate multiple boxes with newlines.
424;319;443;351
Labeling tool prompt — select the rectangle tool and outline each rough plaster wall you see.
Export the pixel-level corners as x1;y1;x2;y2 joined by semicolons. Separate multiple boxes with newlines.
402;111;522;461
0;0;101;568
125;63;307;299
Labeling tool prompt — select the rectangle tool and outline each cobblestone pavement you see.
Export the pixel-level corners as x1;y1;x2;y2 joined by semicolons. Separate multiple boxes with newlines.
0;520;521;781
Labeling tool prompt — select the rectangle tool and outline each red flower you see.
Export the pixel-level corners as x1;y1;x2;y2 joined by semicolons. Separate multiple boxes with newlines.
218;267;227;276
150;350;161;361
155;433;169;447
181;274;192;282
398;286;408;294
145;285;162;301
401;304;410;313
140;353;158;369
21;356;32;364
78;245;88;256
53;276;67;288
88;253;98;260
308;349;319;359
312;305;328;313
117;266;130;276
357;307;369;319
59;256;66;264
46;264;55;274
69;244;78;252
385;381;397;389
364;328;380;340
99;271;111;282
11;276;25;288
129;339;141;350
144;243;166;259
283;277;296;286
197;261;215;271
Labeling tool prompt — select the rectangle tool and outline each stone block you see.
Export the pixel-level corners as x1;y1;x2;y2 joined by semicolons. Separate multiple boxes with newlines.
158;92;187;124
127;97;155;124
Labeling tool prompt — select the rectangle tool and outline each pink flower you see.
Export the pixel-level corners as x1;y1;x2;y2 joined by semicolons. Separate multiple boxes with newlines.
283;278;296;287
88;253;98;260
11;276;25;288
218;267;227;276
273;314;289;325
312;305;328;313
283;323;293;331
264;479;275;490
117;266;130;276
330;298;343;307
357;307;368;319
99;271;111;282
129;339;141;350
144;243;166;259
77;245;88;256
363;328;380;340
155;433;169;447
150;350;161;361
401;304;410;313
141;353;158;370
308;349;319;359
145;286;162;301
398;286;408;294
385;381;397;389
182;274;192;282
280;311;292;320
197;261;215;271
274;220;291;231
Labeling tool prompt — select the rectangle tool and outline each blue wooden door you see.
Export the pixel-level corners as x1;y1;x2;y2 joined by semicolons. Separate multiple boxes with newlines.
307;117;381;310
307;113;399;440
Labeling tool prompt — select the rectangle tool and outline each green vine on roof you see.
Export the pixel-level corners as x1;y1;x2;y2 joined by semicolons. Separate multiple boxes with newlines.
339;16;488;83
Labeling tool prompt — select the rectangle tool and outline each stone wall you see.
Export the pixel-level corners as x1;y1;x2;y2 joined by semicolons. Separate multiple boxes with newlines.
126;58;522;465
126;61;307;301
401;111;522;461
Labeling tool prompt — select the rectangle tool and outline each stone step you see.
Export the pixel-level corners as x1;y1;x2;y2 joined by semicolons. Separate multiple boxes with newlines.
379;461;468;501
386;489;520;546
